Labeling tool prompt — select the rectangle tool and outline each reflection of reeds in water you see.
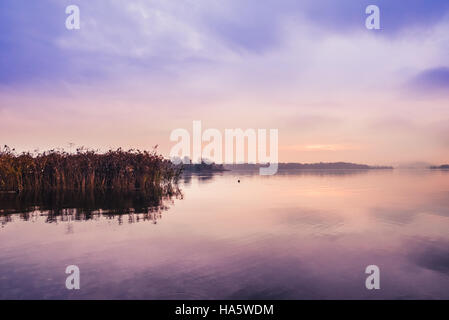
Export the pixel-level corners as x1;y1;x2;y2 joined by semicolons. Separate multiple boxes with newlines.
0;187;183;226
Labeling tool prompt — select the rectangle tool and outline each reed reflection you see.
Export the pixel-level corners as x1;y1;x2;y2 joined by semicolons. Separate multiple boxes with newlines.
0;187;183;226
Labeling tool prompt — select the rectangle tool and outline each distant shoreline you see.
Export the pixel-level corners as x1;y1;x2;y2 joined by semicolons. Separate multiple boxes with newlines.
224;162;393;171
430;164;449;170
179;162;394;173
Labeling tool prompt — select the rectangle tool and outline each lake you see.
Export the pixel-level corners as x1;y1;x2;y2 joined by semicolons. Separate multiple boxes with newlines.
1;169;449;299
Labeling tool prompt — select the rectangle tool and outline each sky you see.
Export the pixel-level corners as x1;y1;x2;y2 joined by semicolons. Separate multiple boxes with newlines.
1;0;449;165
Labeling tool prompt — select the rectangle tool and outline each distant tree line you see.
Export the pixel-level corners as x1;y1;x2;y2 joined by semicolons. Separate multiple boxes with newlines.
430;164;449;169
180;161;227;173
224;162;393;170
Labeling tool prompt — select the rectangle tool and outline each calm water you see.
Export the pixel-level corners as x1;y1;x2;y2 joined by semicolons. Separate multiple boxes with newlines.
1;170;449;299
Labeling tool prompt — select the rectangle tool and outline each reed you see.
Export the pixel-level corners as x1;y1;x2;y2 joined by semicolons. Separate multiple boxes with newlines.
0;146;182;192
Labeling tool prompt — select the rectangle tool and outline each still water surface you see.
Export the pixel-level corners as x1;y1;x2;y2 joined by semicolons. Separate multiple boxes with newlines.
1;169;449;299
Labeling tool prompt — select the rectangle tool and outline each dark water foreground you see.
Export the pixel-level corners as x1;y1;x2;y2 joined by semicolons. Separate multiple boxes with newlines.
0;170;449;299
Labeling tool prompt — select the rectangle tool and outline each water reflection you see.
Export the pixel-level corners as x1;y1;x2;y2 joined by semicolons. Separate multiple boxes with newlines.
181;172;227;186
408;240;449;276
0;187;182;226
227;168;376;177
180;169;375;189
1;170;449;299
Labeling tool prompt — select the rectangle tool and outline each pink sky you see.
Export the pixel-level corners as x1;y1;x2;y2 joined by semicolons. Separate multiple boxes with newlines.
1;1;449;165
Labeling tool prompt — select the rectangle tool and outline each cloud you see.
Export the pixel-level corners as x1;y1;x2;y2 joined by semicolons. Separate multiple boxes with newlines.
408;67;449;94
366;0;449;33
203;0;449;41
2;0;449;88
0;1;67;84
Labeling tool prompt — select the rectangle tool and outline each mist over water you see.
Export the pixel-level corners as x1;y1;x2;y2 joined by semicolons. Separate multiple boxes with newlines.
1;170;449;299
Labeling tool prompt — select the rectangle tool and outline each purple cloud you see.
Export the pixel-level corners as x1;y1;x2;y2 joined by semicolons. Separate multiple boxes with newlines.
2;0;449;87
409;67;449;93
